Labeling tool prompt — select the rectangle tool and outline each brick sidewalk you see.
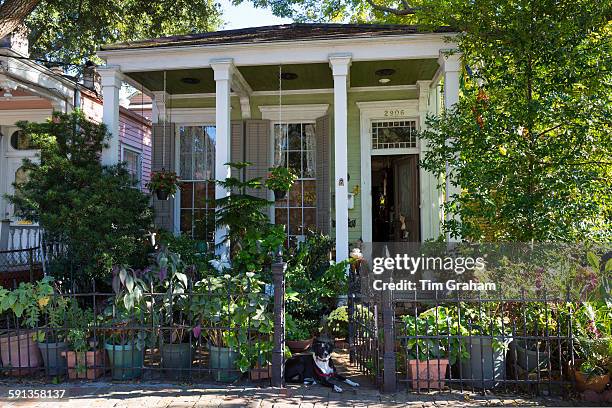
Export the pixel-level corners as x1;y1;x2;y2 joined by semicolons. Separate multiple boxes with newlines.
0;382;593;408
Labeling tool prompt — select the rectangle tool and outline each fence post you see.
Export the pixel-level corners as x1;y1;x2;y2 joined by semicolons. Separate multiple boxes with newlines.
382;288;396;392
0;219;10;250
271;260;286;388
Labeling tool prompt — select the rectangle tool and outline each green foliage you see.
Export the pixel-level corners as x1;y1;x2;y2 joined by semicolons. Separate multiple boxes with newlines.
214;162;275;253
0;276;54;331
265;166;298;192
156;232;213;277
286;314;317;341
400;306;469;365
147;170;179;196
190;271;273;372
64;305;95;353
325;305;349;339
284;231;346;323
26;0;221;67
417;1;612;241
7;111;153;284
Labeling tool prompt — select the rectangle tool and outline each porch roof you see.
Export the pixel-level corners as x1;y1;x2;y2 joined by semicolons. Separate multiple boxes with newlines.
100;23;454;51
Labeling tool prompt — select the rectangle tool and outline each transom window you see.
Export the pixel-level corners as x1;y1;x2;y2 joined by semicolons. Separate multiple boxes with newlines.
273;123;316;242
371;120;417;149
179;125;216;244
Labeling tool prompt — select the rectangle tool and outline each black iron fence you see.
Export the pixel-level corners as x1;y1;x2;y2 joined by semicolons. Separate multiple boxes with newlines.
347;261;605;396
0;263;287;385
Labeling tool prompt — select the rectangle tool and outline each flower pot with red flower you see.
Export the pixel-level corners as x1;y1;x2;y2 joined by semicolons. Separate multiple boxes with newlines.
266;166;298;201
147;169;179;200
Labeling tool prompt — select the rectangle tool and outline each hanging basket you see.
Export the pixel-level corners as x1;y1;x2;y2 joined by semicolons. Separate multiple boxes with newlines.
274;190;287;201
156;189;170;200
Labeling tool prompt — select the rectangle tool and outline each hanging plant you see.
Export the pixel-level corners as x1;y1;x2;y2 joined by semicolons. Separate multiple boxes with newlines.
146;169;179;200
266;166;298;200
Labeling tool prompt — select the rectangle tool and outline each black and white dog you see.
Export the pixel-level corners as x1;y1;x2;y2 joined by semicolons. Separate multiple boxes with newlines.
284;337;360;393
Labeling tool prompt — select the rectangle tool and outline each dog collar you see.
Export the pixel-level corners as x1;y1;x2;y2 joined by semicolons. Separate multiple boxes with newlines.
314;363;333;377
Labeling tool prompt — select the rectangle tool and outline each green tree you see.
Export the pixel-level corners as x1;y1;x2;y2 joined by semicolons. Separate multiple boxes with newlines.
7;111;153;284
418;1;611;241
0;0;221;67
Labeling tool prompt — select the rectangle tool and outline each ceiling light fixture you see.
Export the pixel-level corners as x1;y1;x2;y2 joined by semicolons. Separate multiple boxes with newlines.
280;72;298;80
378;78;391;84
180;77;200;84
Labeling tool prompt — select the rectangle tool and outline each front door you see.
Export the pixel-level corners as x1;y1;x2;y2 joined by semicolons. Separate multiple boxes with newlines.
371;154;420;242
394;155;420;242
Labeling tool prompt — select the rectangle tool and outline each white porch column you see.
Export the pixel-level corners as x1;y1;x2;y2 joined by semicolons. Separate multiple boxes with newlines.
99;66;122;166
438;51;462;241
329;54;351;262
211;59;233;256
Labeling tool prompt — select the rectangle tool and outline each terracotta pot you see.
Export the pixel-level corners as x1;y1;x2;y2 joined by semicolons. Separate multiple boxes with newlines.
334;339;349;350
575;371;610;393
407;359;449;390
61;350;107;380
287;338;313;353
0;331;42;376
250;363;272;380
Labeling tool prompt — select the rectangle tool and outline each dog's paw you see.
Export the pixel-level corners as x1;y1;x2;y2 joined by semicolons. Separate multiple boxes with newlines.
345;379;360;387
333;385;343;393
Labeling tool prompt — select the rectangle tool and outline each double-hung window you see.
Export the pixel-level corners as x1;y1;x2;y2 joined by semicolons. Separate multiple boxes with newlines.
179;125;216;244
273;123;316;242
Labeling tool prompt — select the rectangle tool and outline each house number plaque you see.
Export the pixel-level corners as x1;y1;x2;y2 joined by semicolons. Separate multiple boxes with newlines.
384;109;406;117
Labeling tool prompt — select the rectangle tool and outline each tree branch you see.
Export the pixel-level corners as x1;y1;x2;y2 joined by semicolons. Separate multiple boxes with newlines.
364;0;416;15
0;0;41;40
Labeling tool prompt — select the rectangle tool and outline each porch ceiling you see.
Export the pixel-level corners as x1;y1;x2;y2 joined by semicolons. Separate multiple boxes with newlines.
124;58;439;94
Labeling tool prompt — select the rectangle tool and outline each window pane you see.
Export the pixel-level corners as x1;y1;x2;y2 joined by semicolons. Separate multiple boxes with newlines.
371;120;417;149
288;208;302;235
273;124;287;166
287;152;301;175
287;124;301;150
180;210;193;235
303;180;316;206
302;151;315;178
180;183;193;208
288;181;302;207
303;208;316;230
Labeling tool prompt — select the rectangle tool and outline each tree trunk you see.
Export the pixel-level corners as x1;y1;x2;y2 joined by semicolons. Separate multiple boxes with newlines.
0;0;40;40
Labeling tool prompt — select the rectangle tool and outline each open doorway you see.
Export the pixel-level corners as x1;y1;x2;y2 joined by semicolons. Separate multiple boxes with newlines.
371;155;420;242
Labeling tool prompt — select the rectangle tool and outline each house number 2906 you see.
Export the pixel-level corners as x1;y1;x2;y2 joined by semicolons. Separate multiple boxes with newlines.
384;109;405;117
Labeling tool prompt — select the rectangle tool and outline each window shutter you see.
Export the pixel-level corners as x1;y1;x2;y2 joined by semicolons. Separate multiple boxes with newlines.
230;121;244;180
244;120;271;200
151;123;175;232
316;115;330;235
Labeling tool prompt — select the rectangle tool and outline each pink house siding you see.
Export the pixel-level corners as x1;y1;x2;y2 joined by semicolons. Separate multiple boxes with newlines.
119;106;152;190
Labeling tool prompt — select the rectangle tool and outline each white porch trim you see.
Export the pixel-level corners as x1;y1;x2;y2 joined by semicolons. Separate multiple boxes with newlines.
357;99;420;243
211;58;233;255
99;65;123;165
259;104;329;122
329;53;351;262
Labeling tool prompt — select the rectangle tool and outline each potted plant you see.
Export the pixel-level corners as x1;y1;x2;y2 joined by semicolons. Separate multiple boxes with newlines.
146;169;179;200
36;294;71;376
61;305;107;380
103;265;154;380
265;166;298;201
152;249;195;380
571;302;611;393
191;269;273;382
400;306;469;390
286;315;316;353
455;303;513;389
0;277;53;375
510;302;555;373
325;305;349;348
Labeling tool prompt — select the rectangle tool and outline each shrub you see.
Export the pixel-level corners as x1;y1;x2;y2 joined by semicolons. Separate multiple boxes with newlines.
8;111;153;286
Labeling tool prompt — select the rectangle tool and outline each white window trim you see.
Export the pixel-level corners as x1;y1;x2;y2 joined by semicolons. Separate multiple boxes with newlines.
167;108;217;124
260;104;329;122
357;99;421;243
121;144;143;188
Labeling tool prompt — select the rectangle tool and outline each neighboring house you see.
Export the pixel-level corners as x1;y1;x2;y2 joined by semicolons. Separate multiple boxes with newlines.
97;23;461;261
0;29;152;251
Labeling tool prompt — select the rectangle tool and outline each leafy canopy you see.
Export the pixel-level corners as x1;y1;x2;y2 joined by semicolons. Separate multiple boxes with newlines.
22;0;221;67
8;110;153;283
419;0;611;241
